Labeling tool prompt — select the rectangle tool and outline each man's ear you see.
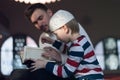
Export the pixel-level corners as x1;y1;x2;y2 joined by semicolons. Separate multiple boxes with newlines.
47;9;53;17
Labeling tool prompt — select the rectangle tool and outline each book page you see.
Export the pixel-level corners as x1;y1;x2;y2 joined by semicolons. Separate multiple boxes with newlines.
22;46;50;62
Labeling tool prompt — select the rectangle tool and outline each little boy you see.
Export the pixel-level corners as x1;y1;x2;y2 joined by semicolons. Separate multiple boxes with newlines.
31;10;104;80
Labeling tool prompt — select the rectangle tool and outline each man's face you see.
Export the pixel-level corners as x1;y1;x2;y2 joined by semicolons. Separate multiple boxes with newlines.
30;9;52;32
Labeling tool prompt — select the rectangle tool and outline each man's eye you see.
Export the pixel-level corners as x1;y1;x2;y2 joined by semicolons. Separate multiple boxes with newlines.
33;21;37;25
38;16;43;20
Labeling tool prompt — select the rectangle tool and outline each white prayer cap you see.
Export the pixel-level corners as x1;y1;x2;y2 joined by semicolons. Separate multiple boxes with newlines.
49;10;74;31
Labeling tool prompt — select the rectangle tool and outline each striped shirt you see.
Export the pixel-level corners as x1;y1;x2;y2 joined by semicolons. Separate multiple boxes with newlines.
46;36;104;79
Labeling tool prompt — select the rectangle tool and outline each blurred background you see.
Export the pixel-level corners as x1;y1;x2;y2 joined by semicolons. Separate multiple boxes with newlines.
0;0;120;80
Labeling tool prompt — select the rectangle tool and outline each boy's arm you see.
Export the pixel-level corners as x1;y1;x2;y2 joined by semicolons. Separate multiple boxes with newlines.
52;41;68;64
60;54;68;64
39;33;68;64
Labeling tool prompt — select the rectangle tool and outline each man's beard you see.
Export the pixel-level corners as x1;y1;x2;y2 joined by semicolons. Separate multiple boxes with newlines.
40;25;49;32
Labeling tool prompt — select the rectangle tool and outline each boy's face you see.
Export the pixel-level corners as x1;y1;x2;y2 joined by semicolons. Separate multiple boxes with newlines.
30;9;52;32
53;25;70;43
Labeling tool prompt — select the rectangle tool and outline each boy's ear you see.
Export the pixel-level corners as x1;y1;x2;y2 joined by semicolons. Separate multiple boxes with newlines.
63;25;69;34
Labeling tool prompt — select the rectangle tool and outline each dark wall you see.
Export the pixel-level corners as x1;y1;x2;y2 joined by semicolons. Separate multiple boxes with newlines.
0;0;120;46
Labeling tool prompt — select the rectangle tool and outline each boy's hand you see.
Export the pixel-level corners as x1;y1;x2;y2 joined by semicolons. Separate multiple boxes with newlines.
42;47;61;62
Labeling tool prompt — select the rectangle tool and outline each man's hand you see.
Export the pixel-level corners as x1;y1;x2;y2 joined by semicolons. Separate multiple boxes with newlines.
30;59;48;72
41;36;54;44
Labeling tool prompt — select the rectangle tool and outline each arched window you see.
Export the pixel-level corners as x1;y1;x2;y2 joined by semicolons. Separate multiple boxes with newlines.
0;33;37;76
95;37;120;70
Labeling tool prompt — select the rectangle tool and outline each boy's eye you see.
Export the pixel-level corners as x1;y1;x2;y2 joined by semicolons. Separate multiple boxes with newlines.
53;33;57;36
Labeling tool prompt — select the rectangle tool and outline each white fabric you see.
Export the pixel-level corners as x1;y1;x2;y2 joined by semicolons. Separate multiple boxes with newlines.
79;24;94;48
49;10;74;31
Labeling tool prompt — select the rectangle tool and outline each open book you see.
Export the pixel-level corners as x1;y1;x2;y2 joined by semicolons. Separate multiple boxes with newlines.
21;46;53;63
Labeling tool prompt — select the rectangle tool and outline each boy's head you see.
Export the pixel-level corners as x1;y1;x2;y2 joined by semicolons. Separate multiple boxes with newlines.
24;3;52;32
49;10;79;42
49;10;79;33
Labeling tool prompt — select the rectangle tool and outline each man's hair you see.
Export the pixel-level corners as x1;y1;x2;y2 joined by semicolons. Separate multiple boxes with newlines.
66;19;79;34
24;3;48;21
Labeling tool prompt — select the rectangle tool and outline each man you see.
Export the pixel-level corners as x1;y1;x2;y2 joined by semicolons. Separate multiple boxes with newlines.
24;3;93;80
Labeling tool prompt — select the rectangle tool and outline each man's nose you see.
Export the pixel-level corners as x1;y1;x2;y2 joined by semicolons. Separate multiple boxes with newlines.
35;24;40;29
35;21;42;29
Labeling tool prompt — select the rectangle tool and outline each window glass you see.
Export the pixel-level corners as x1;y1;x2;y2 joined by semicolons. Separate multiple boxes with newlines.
1;35;37;76
95;37;120;70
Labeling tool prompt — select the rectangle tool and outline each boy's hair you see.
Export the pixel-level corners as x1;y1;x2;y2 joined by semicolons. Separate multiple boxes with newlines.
66;19;79;34
24;3;48;21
